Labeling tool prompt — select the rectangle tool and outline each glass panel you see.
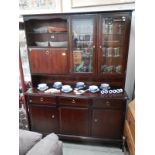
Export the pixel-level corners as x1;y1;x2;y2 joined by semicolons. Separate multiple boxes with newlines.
19;30;31;82
72;18;94;73
101;16;126;74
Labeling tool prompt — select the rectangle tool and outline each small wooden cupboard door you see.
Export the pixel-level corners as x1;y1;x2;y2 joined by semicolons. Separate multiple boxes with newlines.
29;105;59;134
92;109;123;139
60;107;89;136
29;48;68;74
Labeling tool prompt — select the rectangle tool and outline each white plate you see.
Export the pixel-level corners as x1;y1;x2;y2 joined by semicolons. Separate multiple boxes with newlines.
61;88;73;93
37;86;49;91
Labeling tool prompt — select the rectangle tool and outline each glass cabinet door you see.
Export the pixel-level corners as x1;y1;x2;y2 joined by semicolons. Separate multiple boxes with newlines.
71;16;96;73
100;15;128;74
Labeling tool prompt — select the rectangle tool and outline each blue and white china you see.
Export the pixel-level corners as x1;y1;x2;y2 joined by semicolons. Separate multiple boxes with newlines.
76;82;85;89
88;85;99;93
100;83;110;90
53;81;62;89
61;85;72;93
37;83;48;91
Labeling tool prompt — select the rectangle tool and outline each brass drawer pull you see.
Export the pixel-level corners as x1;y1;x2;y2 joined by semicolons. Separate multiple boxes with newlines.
40;97;44;102
45;50;49;55
72;99;76;104
94;118;98;123
106;101;111;106
51;115;55;119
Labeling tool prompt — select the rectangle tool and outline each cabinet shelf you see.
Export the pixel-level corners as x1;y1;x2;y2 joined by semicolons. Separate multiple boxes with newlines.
28;32;68;35
28;46;68;50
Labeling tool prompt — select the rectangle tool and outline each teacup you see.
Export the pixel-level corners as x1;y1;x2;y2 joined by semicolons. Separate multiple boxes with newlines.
38;83;47;89
76;82;85;88
62;85;71;92
89;85;99;92
100;83;110;90
53;81;62;89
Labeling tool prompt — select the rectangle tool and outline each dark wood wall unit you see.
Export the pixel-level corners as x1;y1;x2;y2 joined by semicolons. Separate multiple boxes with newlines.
23;11;131;146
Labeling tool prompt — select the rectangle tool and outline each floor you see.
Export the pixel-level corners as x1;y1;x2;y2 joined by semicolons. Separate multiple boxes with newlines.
63;142;125;155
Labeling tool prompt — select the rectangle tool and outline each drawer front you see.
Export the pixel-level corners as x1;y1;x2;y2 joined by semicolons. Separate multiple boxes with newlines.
28;96;56;104
59;97;89;107
127;108;135;142
124;120;135;155
93;99;123;109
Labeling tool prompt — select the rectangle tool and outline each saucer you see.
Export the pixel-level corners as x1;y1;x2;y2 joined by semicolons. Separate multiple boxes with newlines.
75;85;85;90
37;86;49;91
100;86;110;90
89;88;100;93
61;88;73;93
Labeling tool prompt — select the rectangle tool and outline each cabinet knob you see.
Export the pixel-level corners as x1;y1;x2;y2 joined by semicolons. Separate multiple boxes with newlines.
45;51;49;55
106;101;111;107
51;115;55;119
40;97;44;102
29;99;32;103
93;45;95;49
99;46;102;49
94;118;98;123
72;99;76;104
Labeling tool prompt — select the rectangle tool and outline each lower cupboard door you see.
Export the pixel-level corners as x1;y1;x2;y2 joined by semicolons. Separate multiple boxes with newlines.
29;106;59;134
60;108;89;136
92;109;123;139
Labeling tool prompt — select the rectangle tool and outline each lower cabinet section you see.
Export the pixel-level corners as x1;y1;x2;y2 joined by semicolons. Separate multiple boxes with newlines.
59;107;89;136
26;95;126;144
92;109;123;139
29;105;59;134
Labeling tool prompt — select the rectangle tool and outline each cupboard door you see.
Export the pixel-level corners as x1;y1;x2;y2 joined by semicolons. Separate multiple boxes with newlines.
29;48;51;74
92;109;123;139
70;15;97;74
99;13;130;75
60;107;89;136
29;48;68;74
29;106;59;134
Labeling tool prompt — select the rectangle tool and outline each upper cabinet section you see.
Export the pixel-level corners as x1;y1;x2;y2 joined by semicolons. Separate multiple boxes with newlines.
70;15;96;74
25;16;68;48
98;13;131;75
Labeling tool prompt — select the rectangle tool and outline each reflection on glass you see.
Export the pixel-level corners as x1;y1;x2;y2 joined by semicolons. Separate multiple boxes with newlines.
72;18;94;73
101;17;126;74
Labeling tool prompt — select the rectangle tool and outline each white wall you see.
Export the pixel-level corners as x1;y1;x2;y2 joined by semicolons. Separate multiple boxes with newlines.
62;0;135;12
125;11;135;101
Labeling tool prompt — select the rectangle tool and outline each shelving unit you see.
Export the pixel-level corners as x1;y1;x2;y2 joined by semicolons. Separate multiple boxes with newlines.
23;11;131;146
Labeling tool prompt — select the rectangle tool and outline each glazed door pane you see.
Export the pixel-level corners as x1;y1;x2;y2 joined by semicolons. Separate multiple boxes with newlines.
100;16;127;74
71;17;95;73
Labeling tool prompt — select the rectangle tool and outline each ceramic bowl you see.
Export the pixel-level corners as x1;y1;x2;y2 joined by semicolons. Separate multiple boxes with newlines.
49;41;68;47
35;41;48;47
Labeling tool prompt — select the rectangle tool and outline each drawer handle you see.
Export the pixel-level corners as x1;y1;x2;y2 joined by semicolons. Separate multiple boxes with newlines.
29;99;32;103
94;118;98;123
51;115;55;119
106;101;111;106
45;51;49;55
40;97;44;102
72;99;76;104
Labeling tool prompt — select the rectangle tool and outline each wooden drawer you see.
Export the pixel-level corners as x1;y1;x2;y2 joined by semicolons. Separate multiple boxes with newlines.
59;97;89;107
93;99;123;109
124;120;135;155
28;96;56;105
127;107;135;142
